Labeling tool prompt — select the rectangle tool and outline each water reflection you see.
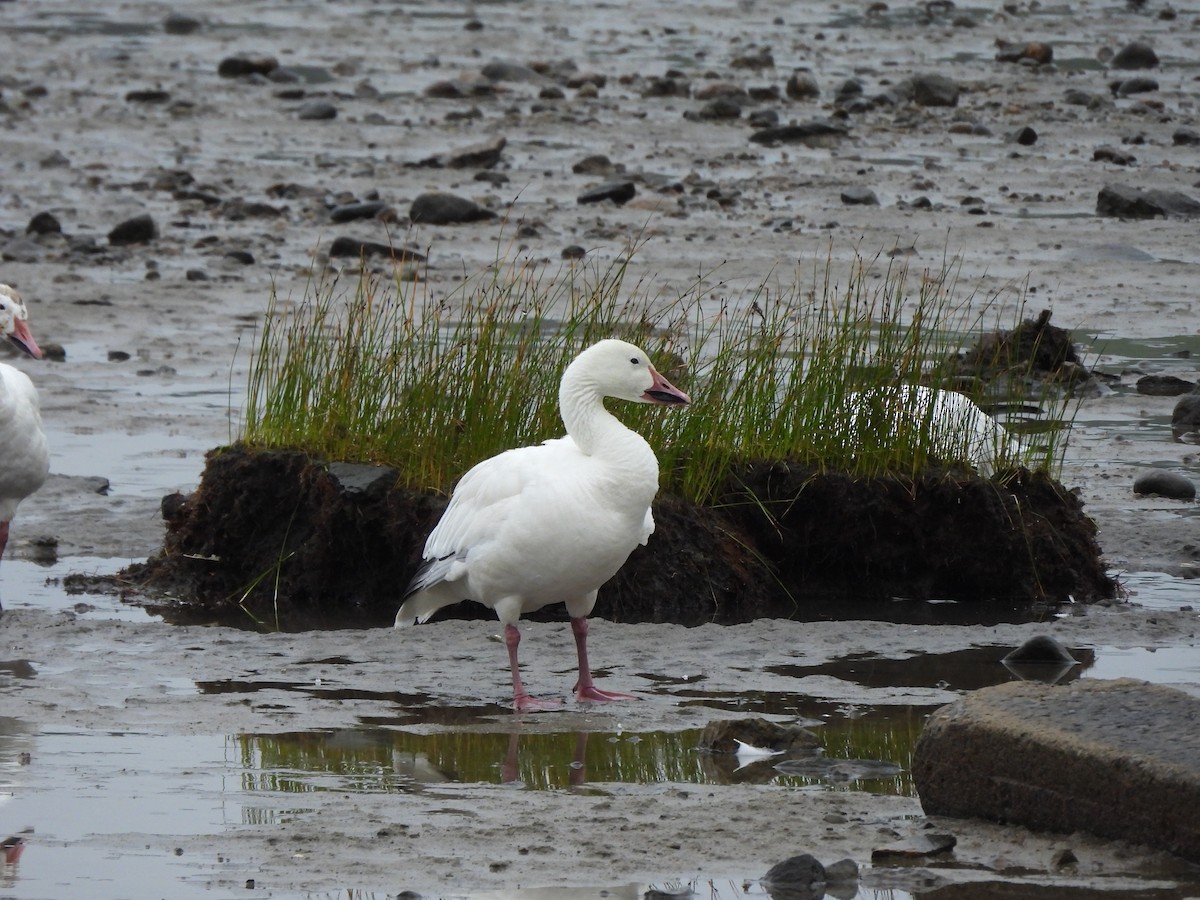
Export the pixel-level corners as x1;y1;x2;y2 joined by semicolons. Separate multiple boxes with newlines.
231;716;923;798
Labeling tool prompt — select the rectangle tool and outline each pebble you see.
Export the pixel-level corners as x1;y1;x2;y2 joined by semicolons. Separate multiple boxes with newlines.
1174;128;1200;146
908;73;959;106
296;100;337;120
1173;392;1200;441
329;201;391;224
108;214;158;246
1111;41;1159;70
1093;145;1135;165
841;186;879;206
26;212;61;235
408;192;497;225
577;181;636;206
217;55;279;79
1133;470;1195;501
162;13;202;35
786;70;820;100
1136;374;1194;396
1009;126;1038;146
749;120;848;146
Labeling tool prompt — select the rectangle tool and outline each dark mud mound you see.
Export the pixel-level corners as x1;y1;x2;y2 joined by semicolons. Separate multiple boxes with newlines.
957;308;1088;386
122;444;1116;630
719;461;1113;606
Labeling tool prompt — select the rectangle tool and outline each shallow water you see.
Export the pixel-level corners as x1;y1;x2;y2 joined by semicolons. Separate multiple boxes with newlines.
3;562;1199;897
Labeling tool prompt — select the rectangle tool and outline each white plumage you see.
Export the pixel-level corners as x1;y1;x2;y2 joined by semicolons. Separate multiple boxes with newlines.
849;384;1021;476
0;285;48;609
395;339;690;711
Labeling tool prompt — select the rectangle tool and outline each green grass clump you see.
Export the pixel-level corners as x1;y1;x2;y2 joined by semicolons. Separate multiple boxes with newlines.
242;244;1071;505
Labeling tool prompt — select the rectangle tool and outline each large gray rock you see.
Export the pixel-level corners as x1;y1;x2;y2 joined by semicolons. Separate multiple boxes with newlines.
913;678;1200;862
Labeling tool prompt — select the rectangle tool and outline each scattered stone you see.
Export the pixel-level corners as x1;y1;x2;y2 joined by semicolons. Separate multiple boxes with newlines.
297;100;337;120
1136;374;1194;396
560;245;587;260
329;201;391;224
162;12;202;34
39;151;70;169
26;212;61;235
1174;128;1200;146
224;250;254;266
914;678;1200;861
446;135;506;170
125;89;171;104
996;40;1054;65
1111;40;1159;69
872;833;956;860
217;55;279;79
749;119;848;146
786;70;820;100
1064;88;1109;108
823;858;859;886
1003;635;1078;666
905;73;960;107
690;96;742;120
1009;126;1038;146
327;237;426;261
1113;76;1159;97
1133;470;1196;500
730;47;774;69
1093;145;1136;165
834;78;864;106
107;214;158;246
576;180;636;206
747;109;778;129
1173;391;1200;441
572;154;616;176
840;186;879;206
480;60;543;83
408;192;497;225
1097;184;1200;219
762;854;825;896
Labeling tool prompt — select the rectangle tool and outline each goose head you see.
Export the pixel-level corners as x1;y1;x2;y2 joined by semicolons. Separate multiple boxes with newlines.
0;285;42;360
566;339;690;406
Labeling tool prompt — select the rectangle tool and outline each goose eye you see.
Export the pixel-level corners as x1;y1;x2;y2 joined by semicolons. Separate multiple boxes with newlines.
630;357;639;365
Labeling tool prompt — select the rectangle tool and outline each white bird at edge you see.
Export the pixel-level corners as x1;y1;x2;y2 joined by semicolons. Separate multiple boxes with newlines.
849;384;1021;477
394;339;691;712
0;284;48;612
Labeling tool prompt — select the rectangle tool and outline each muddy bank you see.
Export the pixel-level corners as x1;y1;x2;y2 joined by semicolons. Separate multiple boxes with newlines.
117;443;1116;630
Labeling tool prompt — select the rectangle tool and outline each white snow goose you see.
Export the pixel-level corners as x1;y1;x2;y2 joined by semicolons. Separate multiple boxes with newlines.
0;284;48;610
395;339;690;711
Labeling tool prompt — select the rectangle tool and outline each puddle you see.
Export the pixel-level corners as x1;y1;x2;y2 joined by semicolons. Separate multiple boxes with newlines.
0;557;159;622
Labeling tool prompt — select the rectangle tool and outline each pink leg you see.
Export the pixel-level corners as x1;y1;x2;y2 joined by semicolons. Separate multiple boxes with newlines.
505;624;560;712
571;616;637;703
0;521;8;611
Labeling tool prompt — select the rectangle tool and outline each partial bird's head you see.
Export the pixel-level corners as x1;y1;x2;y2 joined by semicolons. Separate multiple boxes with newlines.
569;339;691;406
0;285;42;360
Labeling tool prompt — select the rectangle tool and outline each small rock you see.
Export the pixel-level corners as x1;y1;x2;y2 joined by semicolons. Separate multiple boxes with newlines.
163;12;202;34
297;100;337;120
217;55;279;78
1133;470;1195;500
409;192;497;225
749;120;848;146
26;212;61;235
1174;128;1200;147
1172;392;1200;441
1113;76;1159;97
1009;126;1038;146
872;833;957;860
996;40;1054;65
1136;374;1195;396
1003;635;1077;665
786;70;820;100
329;201;391;224
1093;145;1136;165
1111;40;1159;69
823;858;859;885
327;237;425;260
572;154;616;176
576;181;636;206
762;854;825;893
840;186;879;206
561;245;587;261
108;214;158;246
909;73;959;107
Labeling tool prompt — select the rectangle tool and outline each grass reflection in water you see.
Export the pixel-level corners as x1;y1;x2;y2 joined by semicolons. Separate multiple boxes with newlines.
234;709;926;797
